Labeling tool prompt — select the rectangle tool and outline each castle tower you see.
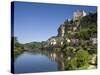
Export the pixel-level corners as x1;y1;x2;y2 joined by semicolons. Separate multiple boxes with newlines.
82;10;87;17
73;10;83;22
73;10;87;22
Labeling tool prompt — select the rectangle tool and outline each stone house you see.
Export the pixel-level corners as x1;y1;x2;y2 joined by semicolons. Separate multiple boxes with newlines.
90;33;97;45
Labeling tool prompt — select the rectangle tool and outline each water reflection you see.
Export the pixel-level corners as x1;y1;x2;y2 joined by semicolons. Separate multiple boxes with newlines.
14;49;65;73
47;51;65;71
34;50;65;70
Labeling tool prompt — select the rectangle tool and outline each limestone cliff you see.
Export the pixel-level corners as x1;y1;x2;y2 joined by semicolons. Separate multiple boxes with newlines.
46;10;87;48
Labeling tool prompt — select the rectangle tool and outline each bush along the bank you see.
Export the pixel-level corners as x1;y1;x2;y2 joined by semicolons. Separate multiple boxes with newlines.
13;37;24;59
65;49;90;70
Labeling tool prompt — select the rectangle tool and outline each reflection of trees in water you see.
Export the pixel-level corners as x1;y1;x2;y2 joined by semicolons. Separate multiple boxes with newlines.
47;52;65;71
14;50;24;61
35;50;65;71
15;49;66;71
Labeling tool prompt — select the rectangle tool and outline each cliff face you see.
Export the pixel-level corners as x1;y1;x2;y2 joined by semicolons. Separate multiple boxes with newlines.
46;10;97;48
46;10;87;47
57;24;65;37
57;10;87;38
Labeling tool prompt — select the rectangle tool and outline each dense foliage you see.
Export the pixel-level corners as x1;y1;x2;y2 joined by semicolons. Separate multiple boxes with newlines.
13;37;24;58
65;49;90;70
60;12;97;70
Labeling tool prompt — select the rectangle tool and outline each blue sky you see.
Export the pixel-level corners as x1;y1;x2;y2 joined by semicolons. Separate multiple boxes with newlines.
13;1;97;44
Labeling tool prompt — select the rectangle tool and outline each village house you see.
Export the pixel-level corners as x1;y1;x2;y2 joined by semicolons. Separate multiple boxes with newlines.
90;33;97;45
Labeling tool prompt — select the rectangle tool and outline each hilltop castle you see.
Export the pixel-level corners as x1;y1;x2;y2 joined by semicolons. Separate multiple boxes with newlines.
46;10;87;48
57;10;87;37
73;10;87;21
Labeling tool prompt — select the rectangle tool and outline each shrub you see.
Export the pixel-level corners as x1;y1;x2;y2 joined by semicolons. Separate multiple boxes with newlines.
65;57;77;70
65;49;90;70
76;50;90;68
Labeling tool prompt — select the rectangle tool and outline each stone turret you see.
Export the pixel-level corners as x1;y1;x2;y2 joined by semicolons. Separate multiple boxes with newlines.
73;10;87;22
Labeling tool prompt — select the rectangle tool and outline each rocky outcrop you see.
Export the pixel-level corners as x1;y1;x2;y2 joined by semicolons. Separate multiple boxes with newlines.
46;10;87;48
57;10;86;37
57;24;65;37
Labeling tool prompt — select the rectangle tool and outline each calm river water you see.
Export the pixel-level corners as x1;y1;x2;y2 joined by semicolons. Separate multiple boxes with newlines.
14;50;65;73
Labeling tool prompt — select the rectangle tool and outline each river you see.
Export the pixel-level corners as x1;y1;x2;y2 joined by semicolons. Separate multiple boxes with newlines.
14;50;65;73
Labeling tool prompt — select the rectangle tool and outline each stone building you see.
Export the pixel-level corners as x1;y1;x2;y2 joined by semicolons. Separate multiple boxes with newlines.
90;33;97;45
47;37;57;46
73;10;87;22
47;36;64;47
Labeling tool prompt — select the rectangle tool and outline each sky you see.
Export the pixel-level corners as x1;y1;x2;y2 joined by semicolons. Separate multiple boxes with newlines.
13;1;97;44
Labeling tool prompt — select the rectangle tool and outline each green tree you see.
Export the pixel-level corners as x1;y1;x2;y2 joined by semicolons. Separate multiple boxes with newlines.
65;49;90;70
65;57;77;70
76;50;90;68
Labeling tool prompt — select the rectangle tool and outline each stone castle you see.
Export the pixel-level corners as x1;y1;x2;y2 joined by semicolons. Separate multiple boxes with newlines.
73;10;87;21
45;10;87;48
